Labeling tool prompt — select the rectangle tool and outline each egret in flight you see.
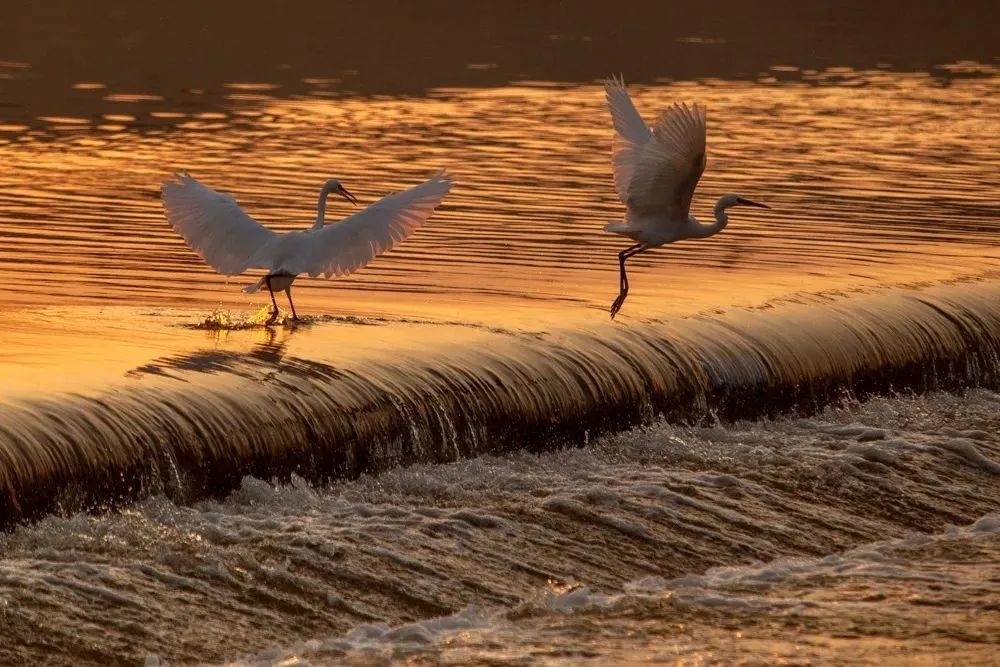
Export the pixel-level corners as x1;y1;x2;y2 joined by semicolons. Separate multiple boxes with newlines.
162;171;452;324
603;76;769;318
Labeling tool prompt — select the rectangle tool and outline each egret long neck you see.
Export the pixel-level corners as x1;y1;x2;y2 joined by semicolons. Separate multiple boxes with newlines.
313;188;331;230
688;198;733;239
711;197;732;235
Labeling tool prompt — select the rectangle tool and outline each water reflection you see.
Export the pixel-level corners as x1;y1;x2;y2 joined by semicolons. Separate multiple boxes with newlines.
2;2;997;125
0;69;996;322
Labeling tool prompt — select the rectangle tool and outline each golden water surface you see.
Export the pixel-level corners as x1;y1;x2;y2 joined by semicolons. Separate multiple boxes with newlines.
1;67;997;310
0;63;997;396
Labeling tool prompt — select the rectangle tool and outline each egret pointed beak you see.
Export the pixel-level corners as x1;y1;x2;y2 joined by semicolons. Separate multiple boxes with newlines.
337;185;359;206
737;197;770;209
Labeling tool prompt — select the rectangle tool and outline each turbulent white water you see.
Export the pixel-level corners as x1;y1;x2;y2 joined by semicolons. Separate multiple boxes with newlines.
2;389;997;664
241;513;1000;665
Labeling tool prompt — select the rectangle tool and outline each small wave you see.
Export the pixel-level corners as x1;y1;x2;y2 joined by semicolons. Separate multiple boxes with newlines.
227;511;1000;665
229;605;494;666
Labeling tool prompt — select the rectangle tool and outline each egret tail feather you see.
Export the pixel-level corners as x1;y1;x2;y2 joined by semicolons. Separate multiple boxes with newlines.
604;221;631;234
242;277;265;294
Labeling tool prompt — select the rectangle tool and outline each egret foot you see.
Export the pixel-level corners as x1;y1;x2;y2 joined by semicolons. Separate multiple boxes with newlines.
611;242;643;320
285;288;299;322
264;276;282;325
610;290;628;319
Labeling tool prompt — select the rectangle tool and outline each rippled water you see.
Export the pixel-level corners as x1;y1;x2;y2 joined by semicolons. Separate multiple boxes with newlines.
0;67;997;320
1;5;999;665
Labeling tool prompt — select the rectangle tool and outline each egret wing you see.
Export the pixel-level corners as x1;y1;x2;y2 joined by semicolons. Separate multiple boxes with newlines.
162;174;276;275
626;103;707;220
292;172;452;278
604;76;653;203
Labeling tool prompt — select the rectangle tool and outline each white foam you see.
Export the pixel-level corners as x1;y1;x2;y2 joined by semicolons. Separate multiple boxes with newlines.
233;605;494;665
658;511;999;602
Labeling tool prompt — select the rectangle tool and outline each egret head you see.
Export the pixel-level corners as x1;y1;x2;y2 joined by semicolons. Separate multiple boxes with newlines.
720;193;770;209
322;179;359;206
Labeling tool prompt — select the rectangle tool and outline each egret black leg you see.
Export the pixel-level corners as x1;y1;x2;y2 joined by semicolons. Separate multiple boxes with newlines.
265;276;280;325
285;288;298;321
610;243;645;320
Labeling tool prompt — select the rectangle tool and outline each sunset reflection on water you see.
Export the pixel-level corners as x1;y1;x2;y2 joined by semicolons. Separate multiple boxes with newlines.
0;68;997;324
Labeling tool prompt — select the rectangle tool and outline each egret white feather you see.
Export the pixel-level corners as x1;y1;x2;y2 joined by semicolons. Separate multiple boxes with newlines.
162;174;276;275
629;102;706;219
604;74;653;202
291;172;452;278
162;171;452;323
601;76;768;319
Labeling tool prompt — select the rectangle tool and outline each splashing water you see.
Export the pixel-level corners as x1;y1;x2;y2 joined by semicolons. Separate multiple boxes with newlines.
192;307;321;331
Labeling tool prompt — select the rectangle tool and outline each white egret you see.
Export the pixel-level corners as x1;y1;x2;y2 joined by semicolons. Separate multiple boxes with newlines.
603;76;769;318
162;171;452;323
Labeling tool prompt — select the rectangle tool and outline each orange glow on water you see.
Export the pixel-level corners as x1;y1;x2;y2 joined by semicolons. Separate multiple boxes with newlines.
0;69;997;401
0;71;996;327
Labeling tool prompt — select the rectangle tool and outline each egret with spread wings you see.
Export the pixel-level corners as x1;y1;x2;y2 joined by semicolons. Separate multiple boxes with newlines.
603;76;769;318
162;171;452;324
